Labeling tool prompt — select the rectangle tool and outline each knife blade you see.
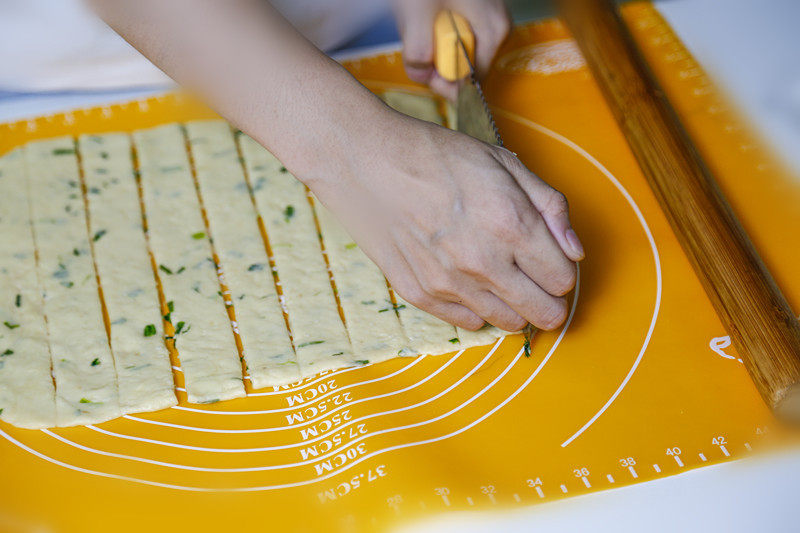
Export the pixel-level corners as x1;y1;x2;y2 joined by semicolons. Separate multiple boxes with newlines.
443;11;504;147
435;10;535;355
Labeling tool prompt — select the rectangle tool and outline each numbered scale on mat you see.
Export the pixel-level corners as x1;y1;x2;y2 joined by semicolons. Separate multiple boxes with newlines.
0;3;797;532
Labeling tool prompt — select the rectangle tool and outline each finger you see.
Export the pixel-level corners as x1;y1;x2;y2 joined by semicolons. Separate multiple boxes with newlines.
458;0;511;78
513;212;577;297
393;277;485;331
491;267;569;331
459;289;527;332
429;73;459;101
396;0;438;83
371;239;484;330
497;148;585;261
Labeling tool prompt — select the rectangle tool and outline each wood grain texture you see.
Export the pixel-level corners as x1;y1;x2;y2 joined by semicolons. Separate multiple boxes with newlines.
559;0;800;417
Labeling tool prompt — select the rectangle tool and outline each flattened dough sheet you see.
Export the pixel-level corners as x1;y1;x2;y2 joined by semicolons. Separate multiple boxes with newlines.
237;134;356;376
134;124;245;403
25;138;121;426
79;133;177;413
0;149;57;429
185;121;300;388
315;203;413;363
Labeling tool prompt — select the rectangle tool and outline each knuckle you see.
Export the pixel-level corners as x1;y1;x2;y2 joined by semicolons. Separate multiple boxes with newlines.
402;44;433;66
550;263;578;296
419;271;455;298
394;284;428;310
455;250;490;278
543;191;569;217
490;203;526;241
537;299;568;331
493;15;511;39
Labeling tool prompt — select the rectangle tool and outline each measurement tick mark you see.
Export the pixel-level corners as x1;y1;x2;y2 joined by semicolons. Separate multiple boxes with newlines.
673;456;684;467
607;474;615;483
698;453;707;462
581;476;591;488
560;484;568;494
628;466;638;479
513;493;521;503
744;442;752;451
653;464;661;473
719;445;730;457
535;487;544;499
466;497;474;506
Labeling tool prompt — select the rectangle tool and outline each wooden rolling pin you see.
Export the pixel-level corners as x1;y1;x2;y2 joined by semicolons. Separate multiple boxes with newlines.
559;0;800;418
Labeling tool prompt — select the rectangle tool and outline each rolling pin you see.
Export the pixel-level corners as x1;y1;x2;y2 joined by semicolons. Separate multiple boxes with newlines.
559;0;800;418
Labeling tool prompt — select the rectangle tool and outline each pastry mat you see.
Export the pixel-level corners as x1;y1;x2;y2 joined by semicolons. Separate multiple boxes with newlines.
0;2;798;531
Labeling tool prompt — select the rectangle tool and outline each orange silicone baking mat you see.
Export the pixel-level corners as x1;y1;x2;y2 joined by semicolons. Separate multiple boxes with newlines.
1;3;798;532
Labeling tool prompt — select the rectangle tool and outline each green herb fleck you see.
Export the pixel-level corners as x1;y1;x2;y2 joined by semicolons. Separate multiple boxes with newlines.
93;229;107;241
73;248;81;256
91;358;101;367
159;264;173;275
167;301;174;313
143;324;157;337
100;151;109;159
361;300;375;305
3;321;19;330
297;340;324;348
279;166;288;173
344;242;357;250
331;352;344;356
449;337;460;344
248;263;266;271
192;231;206;240
1;349;13;356
378;303;405;313
283;205;295;222
61;281;74;289
354;360;369;365
175;321;186;335
53;148;75;156
14;294;21;307
176;266;186;274
79;398;92;404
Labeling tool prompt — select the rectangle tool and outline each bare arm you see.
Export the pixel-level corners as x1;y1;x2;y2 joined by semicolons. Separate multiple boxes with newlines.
92;0;583;332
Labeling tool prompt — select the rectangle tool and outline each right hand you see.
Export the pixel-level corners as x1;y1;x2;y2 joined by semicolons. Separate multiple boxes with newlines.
304;107;583;332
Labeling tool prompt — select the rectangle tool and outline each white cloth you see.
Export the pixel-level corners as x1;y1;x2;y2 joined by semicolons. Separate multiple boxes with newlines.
0;0;388;92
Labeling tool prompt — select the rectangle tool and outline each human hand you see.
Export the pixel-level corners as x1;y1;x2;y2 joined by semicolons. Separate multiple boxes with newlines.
305;109;583;332
393;0;511;99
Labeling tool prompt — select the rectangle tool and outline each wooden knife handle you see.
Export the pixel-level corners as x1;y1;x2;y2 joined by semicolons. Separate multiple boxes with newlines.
434;11;475;82
560;0;800;418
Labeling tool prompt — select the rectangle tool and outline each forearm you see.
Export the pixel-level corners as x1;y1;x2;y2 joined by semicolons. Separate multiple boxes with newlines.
91;0;390;181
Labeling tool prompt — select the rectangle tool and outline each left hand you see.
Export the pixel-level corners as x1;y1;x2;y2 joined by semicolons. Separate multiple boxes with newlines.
393;0;511;99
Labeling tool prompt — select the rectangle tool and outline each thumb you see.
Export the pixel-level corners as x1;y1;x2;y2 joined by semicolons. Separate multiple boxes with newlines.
497;148;585;261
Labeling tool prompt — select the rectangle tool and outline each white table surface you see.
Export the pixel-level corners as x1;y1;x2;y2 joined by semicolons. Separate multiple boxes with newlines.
1;1;798;531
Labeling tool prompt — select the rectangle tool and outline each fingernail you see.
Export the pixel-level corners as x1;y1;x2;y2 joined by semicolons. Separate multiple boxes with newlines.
565;228;585;259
